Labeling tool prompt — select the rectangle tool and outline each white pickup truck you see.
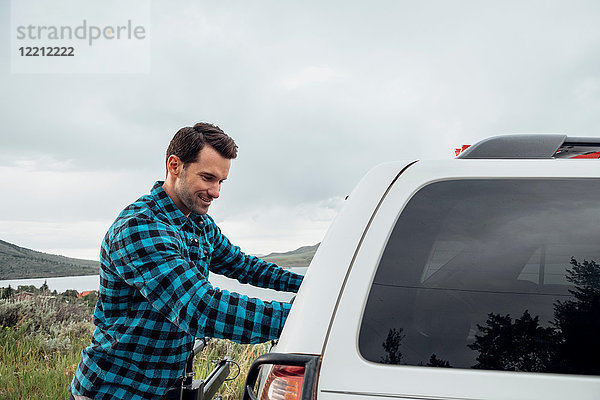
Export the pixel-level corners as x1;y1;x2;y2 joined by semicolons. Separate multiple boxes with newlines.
243;135;600;400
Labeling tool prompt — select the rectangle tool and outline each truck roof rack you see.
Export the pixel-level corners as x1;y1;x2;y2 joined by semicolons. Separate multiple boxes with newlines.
457;134;600;159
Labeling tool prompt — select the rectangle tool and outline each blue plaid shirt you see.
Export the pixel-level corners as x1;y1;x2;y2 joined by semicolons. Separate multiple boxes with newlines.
70;182;303;399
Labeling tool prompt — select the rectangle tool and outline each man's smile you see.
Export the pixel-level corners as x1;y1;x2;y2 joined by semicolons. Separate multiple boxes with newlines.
198;194;212;205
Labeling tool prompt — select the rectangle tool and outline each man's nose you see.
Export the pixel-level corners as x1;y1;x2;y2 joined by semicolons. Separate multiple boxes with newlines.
208;183;220;198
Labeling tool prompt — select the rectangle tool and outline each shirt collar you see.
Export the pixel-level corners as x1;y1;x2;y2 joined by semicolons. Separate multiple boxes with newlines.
150;181;206;229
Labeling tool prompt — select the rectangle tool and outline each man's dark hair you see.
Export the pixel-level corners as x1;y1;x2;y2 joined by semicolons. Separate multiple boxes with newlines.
166;122;238;169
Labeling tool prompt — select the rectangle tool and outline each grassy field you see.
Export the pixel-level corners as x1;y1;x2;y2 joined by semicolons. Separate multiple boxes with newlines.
0;295;269;400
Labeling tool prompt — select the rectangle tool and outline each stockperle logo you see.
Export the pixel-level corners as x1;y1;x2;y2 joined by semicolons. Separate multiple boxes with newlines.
15;20;147;46
11;0;151;74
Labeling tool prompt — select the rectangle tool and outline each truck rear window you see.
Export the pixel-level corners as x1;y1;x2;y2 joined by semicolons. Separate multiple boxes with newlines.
359;179;600;375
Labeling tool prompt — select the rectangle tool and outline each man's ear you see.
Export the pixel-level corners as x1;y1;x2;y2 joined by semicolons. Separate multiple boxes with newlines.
166;155;183;177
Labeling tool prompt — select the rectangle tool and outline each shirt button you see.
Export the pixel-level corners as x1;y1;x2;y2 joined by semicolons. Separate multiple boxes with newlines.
190;238;199;244
203;249;208;255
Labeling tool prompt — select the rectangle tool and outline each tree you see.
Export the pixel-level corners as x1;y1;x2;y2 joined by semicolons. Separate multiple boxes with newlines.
18;284;38;294
381;328;405;364
469;258;600;375
40;280;49;294
551;258;600;375
427;354;451;368
468;310;555;372
62;289;79;298
1;285;14;299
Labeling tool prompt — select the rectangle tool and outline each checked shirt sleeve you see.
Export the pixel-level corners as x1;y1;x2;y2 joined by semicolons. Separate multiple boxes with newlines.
206;219;304;293
110;217;291;344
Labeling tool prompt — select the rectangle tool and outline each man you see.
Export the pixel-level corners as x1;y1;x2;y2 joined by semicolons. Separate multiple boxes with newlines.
70;123;303;399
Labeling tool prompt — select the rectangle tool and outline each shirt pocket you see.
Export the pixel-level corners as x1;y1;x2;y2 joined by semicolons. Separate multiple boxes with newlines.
199;241;214;264
194;241;213;277
185;236;201;262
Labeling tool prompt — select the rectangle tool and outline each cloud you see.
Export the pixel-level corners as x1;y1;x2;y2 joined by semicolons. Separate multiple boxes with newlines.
281;66;338;90
0;220;110;260
1;0;600;258
0;161;158;222
215;196;343;255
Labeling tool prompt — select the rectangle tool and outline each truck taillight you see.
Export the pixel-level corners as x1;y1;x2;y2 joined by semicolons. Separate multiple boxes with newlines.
243;353;320;400
260;365;305;400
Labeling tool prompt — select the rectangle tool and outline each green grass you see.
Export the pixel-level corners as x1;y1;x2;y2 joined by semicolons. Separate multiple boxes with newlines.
0;296;269;400
0;324;91;399
192;340;271;400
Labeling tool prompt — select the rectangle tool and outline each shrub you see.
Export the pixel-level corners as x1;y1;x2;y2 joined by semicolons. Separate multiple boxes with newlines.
0;296;91;335
0;294;268;400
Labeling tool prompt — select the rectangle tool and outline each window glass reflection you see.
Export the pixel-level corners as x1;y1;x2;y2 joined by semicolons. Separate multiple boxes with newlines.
359;179;600;375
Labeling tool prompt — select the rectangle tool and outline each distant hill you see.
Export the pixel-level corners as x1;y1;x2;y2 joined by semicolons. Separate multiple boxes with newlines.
261;243;319;269
0;239;318;280
0;239;99;280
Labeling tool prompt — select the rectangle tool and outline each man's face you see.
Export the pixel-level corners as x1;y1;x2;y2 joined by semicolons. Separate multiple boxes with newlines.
172;145;231;215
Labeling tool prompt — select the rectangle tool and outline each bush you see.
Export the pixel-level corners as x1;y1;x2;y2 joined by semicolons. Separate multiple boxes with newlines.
0;296;91;335
0;294;94;400
0;294;269;400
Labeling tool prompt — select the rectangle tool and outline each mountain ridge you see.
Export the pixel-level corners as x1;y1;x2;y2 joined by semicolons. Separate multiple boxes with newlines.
0;239;318;280
0;239;100;280
261;243;319;269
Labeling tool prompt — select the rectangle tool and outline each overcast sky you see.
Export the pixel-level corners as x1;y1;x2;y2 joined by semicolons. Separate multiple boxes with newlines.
1;1;599;261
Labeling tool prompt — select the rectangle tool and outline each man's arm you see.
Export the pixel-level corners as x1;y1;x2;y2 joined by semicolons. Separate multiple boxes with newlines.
206;217;304;292
109;217;291;343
